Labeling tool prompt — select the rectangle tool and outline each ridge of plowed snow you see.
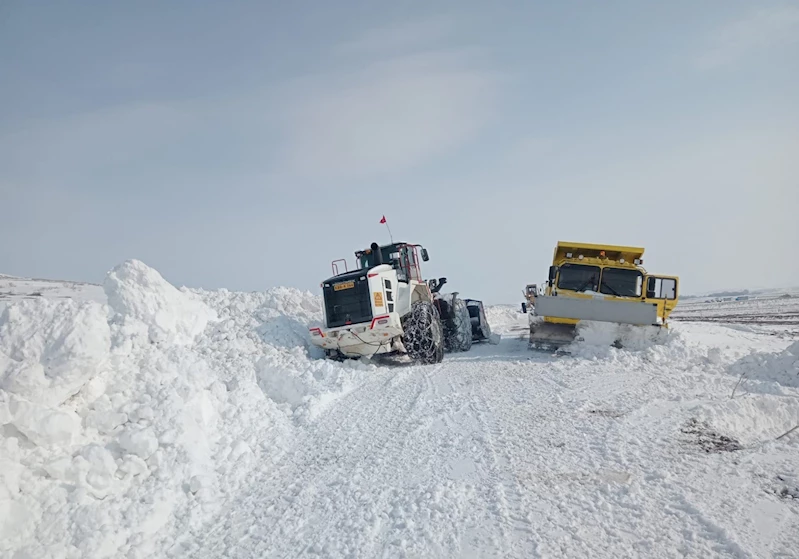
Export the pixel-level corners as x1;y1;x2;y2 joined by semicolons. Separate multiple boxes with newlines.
0;260;338;559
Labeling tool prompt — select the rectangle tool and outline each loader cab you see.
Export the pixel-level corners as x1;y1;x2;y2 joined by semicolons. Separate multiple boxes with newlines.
356;242;427;283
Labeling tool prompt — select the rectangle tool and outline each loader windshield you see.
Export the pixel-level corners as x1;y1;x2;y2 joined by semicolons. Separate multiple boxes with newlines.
557;264;600;292
599;267;643;297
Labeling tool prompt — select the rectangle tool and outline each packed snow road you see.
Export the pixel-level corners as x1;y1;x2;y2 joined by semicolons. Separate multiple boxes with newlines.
184;325;799;558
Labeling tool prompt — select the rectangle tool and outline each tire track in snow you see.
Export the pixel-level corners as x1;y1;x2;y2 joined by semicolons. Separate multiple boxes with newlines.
454;357;573;559
186;371;405;555
191;364;448;558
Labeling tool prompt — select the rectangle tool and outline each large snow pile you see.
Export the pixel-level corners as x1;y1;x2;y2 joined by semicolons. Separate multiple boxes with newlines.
0;260;344;559
726;340;799;392
692;395;799;446
105;260;217;346
0;299;111;408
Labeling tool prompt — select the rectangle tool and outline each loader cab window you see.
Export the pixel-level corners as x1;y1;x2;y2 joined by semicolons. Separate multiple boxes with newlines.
557;264;600;292
358;246;395;270
599;268;643;297
400;246;422;282
358;244;421;283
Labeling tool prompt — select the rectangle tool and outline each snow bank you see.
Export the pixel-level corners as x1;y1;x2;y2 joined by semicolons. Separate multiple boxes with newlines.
105;260;216;346
193;286;370;423
692;395;799;446
0;260;338;559
726;341;799;392
256;349;374;423
196;285;322;350
0;299;111;407
674;342;799;448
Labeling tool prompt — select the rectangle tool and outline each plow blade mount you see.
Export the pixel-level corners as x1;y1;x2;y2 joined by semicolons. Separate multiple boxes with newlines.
529;321;577;350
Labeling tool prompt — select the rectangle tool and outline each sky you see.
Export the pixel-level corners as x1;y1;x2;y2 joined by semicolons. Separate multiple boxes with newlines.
1;0;798;303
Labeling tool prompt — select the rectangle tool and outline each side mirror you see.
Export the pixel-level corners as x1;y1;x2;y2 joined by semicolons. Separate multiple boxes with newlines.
548;266;558;282
421;248;429;262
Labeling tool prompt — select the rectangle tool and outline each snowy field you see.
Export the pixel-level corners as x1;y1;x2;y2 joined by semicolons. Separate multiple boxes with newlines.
1;263;798;558
673;296;799;336
0;275;105;308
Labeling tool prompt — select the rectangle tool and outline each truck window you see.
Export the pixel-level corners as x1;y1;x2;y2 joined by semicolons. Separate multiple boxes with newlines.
557;264;600;292
648;277;677;299
599;268;643;297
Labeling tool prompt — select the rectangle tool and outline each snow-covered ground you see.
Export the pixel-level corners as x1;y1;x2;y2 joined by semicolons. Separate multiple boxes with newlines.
1;265;798;558
0;275;105;309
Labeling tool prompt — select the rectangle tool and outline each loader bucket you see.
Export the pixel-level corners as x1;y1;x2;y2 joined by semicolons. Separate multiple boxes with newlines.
464;299;492;342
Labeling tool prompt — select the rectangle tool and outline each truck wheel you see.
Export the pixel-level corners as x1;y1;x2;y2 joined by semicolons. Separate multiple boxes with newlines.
444;297;473;352
403;301;444;364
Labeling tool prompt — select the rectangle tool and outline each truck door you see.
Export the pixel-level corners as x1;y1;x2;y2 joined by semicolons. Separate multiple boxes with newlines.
645;276;679;322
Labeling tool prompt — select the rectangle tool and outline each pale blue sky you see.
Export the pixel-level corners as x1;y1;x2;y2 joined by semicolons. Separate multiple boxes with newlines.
2;1;798;302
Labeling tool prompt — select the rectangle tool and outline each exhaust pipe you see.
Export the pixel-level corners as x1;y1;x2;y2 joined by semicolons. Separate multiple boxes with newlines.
371;242;383;265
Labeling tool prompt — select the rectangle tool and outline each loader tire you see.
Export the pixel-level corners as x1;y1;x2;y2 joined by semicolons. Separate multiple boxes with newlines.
403;301;444;365
444;297;473;353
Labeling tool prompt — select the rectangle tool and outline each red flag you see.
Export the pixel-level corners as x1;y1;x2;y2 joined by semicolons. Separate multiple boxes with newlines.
380;215;387;224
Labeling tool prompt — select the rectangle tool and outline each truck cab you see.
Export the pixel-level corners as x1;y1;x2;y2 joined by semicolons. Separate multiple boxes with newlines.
540;242;679;326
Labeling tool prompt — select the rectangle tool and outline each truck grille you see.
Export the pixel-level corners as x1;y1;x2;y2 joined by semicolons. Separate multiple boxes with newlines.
324;277;372;328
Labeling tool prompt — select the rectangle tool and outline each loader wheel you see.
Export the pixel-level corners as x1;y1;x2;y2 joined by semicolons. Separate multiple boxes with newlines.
444;297;473;353
403;301;444;364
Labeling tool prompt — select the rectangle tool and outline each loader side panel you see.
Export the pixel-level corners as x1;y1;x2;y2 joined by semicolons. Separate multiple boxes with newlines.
535;295;658;325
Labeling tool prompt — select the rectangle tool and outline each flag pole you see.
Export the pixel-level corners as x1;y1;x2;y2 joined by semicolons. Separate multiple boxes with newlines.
381;215;394;243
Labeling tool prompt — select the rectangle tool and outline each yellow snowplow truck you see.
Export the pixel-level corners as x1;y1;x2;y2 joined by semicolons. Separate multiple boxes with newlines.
528;242;678;349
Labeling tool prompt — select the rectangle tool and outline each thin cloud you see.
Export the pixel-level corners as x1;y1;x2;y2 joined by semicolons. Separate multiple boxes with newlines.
697;5;799;68
278;49;500;181
334;17;456;56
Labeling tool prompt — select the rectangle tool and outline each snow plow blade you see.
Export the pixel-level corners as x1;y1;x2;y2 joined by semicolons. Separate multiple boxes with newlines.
529;296;662;350
534;295;659;325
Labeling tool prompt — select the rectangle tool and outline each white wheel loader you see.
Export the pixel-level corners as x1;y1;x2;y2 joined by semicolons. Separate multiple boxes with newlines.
309;242;447;363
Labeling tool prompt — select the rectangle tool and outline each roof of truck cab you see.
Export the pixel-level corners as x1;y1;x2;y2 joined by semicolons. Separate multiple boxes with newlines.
555;242;645;261
557;241;644;254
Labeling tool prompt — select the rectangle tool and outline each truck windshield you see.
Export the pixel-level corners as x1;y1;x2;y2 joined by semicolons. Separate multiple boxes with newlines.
557;264;600;292
599;268;643;297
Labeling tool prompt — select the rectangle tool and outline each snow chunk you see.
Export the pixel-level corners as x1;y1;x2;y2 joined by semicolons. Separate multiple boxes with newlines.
104;260;216;346
119;426;159;459
81;444;120;492
0;299;111;406
5;396;80;446
0;500;38;551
